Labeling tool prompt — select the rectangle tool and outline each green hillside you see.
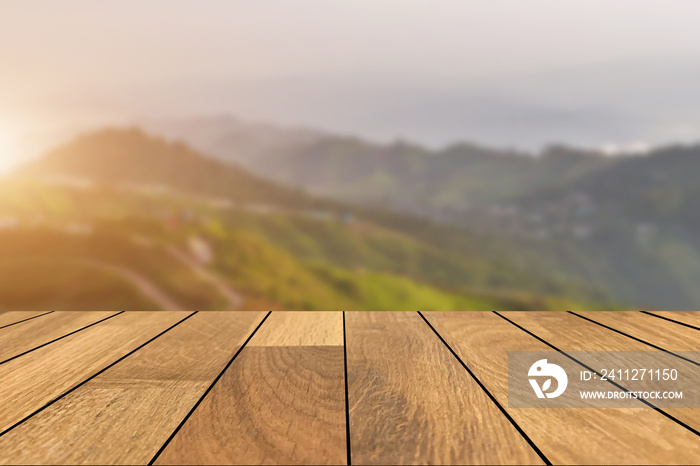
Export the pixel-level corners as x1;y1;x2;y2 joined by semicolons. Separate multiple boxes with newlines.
139;119;700;310
0;176;608;312
0;227;227;311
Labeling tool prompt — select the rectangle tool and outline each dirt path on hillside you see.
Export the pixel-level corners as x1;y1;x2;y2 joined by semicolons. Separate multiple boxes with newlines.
166;246;243;310
85;261;186;312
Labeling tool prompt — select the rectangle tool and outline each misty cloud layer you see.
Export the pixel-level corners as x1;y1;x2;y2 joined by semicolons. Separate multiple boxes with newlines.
3;0;700;158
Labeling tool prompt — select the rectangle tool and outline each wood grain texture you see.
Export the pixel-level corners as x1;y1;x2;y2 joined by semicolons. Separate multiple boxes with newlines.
0;311;265;465
345;311;543;465
576;311;700;351
424;311;700;465
501;311;700;436
248;311;343;346
0;310;697;465
155;311;346;465
0;311;52;328
0;311;189;434
648;311;700;328
0;311;119;363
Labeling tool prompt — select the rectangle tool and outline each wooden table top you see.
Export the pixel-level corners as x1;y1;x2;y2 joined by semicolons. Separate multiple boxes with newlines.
0;310;698;465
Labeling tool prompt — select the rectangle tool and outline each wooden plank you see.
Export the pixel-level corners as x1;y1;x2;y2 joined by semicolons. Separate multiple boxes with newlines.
500;311;700;436
345;312;543;465
0;312;266;465
154;311;346;465
0;311;120;364
248;311;343;346
575;311;700;351
0;311;52;329
0;311;190;434
647;311;700;329
424;311;700;464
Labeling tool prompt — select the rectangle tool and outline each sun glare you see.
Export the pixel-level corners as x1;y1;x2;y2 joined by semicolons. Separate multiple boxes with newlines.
0;126;18;175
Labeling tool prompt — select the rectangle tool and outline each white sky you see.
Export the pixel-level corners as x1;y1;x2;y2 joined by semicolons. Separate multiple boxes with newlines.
3;0;700;167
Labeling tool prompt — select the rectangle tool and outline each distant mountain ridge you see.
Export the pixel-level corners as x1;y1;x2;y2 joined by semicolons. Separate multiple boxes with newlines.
18;121;700;310
141;117;700;228
521;144;700;230
17;128;325;210
138;117;700;311
7;126;612;313
140;117;619;213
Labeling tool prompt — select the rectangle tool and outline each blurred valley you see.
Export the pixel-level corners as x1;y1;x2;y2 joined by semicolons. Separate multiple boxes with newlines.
142;116;700;311
1;121;698;312
0;126;633;312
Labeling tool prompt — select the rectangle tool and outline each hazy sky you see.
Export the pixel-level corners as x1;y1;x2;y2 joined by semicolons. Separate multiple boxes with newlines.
3;0;700;168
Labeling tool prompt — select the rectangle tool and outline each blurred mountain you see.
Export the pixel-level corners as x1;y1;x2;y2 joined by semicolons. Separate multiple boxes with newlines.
4;127;609;312
141;117;613;214
252;141;615;216
18;127;324;210
15;122;700;311
139;117;700;311
140;117;700;230
139;116;324;168
521;144;700;230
